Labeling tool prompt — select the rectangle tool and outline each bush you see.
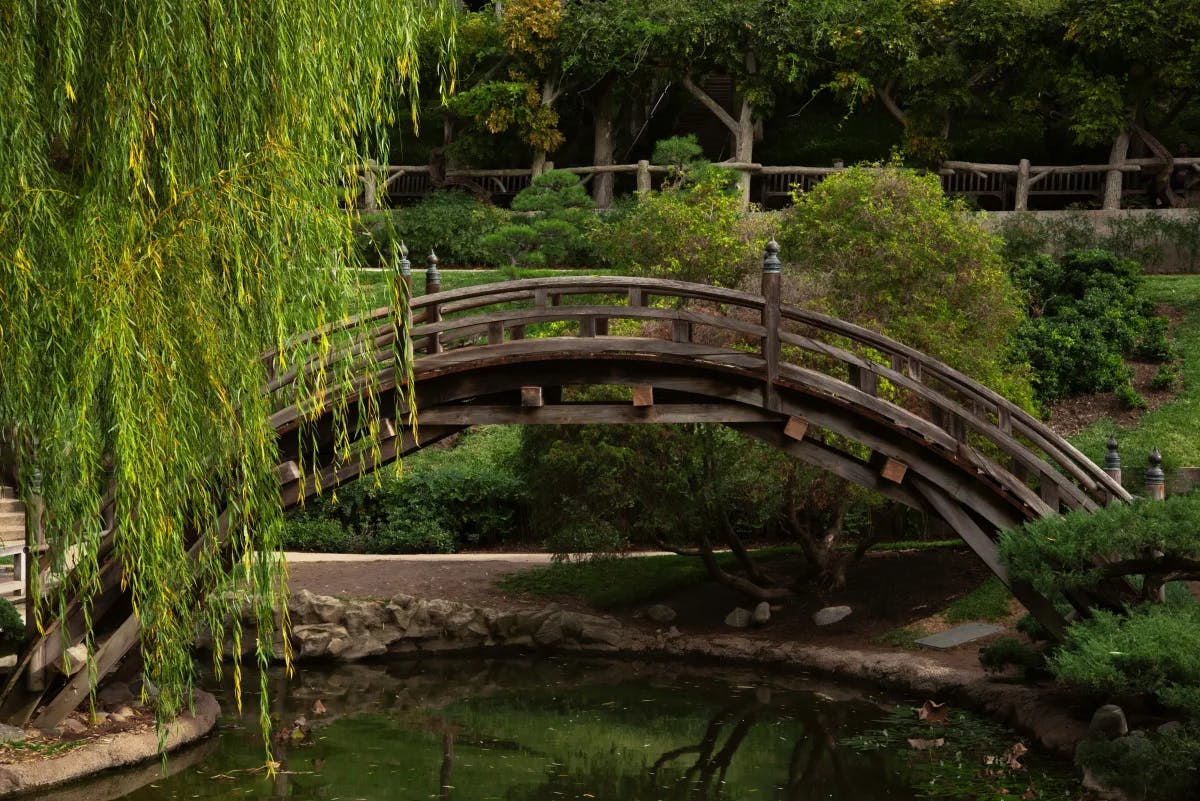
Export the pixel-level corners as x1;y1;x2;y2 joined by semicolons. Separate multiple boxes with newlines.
1050;602;1200;718
360;191;509;267
481;170;597;268
1075;723;1200;801
294;427;528;553
978;636;1047;677
1150;363;1178;391
591;166;753;287
0;598;24;652
1008;249;1164;402
283;516;358;552
777;165;1033;405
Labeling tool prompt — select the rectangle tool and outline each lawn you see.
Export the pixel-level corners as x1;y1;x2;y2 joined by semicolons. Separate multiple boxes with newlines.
1070;275;1200;477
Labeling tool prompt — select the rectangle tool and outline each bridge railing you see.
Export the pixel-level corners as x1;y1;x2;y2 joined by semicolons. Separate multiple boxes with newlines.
263;249;1128;517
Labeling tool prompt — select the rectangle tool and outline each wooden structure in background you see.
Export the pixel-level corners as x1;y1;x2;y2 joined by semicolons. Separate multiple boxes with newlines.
367;157;1200;211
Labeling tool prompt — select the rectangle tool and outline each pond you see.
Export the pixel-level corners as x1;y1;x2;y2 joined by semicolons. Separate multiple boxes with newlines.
38;657;1078;801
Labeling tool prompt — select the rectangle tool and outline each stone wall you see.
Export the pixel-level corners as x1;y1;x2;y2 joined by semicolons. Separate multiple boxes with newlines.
199;590;629;661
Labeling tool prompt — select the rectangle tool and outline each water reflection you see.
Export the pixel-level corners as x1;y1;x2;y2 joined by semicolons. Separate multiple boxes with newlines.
61;657;922;801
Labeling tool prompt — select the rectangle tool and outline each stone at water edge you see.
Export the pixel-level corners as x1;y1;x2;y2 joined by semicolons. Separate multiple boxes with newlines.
60;718;87;735
1157;721;1183;735
1089;704;1128;740
646;604;676;624
725;608;752;628
812;606;852;626
96;682;135;709
752;602;771;625
0;723;24;744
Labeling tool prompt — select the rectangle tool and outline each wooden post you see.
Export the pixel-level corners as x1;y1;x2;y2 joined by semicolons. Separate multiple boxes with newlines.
1144;448;1165;501
425;250;442;354
397;241;412;295
636;160;651;197
760;239;782;412
362;158;379;211
1103;436;1122;486
1015;158;1030;211
25;465;46;692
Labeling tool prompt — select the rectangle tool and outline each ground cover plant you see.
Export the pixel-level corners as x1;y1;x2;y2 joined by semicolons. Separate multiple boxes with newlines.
1069;275;1200;470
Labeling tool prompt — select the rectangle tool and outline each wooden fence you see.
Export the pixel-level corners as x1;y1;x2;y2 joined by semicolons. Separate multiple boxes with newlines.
363;157;1200;212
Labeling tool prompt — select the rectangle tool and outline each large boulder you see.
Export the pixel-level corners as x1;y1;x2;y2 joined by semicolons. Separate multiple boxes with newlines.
1089;704;1128;740
725;608;752;628
812;606;852;626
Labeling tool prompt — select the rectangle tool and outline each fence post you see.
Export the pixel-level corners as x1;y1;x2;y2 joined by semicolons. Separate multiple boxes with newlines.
397;241;412;295
761;239;782;412
636;160;651;197
1015;158;1031;211
1144;448;1165;501
425;250;442;354
1103;436;1122;484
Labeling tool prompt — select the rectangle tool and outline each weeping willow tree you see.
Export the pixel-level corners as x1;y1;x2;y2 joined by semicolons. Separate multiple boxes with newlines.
0;0;454;735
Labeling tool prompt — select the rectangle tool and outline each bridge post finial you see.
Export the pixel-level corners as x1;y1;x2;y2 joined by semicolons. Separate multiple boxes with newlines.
1103;435;1122;485
396;241;412;293
1144;448;1165;501
426;249;441;295
760;239;782;411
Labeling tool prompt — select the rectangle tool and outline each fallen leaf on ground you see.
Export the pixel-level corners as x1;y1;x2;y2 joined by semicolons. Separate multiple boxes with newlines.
907;737;945;750
918;700;948;724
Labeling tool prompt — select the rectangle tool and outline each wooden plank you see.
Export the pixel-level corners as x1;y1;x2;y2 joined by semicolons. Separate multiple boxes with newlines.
783;417;808;441
274;461;301;484
881;457;908;484
417;404;782;426
579;317;596;338
632;386;654;407
34;614;141;729
521;386;544;407
488;322;504;345
672;319;691;343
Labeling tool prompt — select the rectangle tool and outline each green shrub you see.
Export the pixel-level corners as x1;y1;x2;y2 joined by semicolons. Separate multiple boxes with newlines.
361;191;509;267
299;427;528;553
0;598;24;652
651;134;705;170
591;166;752;287
1008;249;1164;402
1150;363;1178;390
1115;382;1148;410
778;166;1033;406
1050;602;1200;717
978;636;1047;676
481;170;598;269
1075;723;1200;801
283;516;359;552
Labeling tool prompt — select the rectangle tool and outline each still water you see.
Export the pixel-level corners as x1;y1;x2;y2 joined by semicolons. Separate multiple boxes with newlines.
39;657;1070;801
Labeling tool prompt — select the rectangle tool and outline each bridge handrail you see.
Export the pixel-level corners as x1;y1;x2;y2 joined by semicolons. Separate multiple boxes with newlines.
262;274;1128;509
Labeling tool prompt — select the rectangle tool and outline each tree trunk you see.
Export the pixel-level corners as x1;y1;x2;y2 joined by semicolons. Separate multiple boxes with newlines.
530;79;561;176
1103;129;1131;210
591;81;615;209
679;75;755;211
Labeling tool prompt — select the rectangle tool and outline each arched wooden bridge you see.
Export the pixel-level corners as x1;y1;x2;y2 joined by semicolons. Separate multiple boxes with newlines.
8;247;1130;727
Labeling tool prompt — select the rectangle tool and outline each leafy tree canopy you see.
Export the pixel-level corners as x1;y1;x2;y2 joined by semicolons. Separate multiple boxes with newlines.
0;0;452;733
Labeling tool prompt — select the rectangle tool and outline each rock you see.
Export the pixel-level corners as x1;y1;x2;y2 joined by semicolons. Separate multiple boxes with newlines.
533;614;564;646
1089;704;1128;740
1157;720;1183;735
752;602;771;626
340;636;388;662
292;623;350;659
309;594;345;624
0;723;25;744
725;608;752;628
646;604;676;624
97;682;135;708
812;606;852;626
129;675;159;701
342;600;385;635
58;644;89;676
60;718;87;735
666;626;681;639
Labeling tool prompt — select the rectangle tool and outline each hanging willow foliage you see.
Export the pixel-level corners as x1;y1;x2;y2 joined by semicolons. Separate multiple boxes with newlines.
0;0;454;735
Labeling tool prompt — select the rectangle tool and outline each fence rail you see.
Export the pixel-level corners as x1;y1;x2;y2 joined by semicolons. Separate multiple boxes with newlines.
363;156;1200;211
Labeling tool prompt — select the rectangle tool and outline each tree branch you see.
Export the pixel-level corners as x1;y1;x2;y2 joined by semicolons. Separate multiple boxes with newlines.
681;75;739;135
876;82;906;127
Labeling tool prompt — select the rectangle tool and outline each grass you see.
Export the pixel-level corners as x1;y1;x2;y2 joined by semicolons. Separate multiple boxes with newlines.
498;540;964;609
497;553;722;609
874;624;933;649
943;577;1013;624
1070;275;1200;476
